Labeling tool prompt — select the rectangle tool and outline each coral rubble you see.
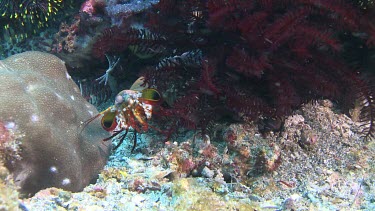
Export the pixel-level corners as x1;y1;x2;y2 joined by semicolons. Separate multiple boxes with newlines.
19;100;375;210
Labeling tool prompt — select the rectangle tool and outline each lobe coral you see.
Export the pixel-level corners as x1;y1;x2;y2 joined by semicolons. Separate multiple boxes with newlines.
0;51;111;197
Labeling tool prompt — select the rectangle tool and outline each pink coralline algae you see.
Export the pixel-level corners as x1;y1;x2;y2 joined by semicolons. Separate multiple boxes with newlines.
80;0;107;16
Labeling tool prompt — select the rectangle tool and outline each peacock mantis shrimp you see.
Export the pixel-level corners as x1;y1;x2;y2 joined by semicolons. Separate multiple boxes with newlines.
81;77;162;152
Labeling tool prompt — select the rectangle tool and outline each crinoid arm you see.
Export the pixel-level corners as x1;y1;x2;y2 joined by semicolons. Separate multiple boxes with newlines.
357;81;375;140
96;54;121;85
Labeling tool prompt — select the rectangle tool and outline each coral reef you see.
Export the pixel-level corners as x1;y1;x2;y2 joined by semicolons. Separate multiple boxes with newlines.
1;1;375;209
0;51;111;196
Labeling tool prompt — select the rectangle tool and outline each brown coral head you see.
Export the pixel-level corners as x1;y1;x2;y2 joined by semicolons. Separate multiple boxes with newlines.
0;51;111;197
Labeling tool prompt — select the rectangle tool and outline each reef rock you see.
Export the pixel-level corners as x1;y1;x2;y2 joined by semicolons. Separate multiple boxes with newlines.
0;51;110;197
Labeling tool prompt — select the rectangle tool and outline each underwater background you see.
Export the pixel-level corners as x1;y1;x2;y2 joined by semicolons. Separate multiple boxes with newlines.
1;0;375;210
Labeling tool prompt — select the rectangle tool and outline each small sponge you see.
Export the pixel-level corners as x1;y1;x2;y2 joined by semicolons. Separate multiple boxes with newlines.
0;51;111;196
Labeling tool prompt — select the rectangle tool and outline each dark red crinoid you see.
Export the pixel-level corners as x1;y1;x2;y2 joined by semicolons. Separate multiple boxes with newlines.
92;0;375;139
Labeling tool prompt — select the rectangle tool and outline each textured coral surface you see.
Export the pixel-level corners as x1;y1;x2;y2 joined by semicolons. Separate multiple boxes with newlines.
0;51;110;196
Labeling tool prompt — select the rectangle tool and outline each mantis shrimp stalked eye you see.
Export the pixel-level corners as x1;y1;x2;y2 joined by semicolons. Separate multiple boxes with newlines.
81;80;162;152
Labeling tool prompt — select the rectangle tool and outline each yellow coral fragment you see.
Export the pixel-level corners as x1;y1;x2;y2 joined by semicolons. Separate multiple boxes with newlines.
119;170;128;179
